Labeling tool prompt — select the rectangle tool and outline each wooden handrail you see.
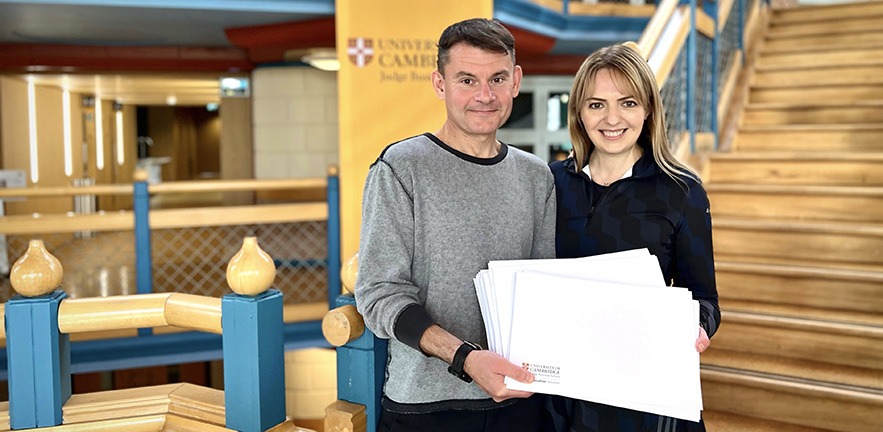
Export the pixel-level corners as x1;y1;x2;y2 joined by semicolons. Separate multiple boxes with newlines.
149;178;326;194
148;202;327;228
636;0;680;59
0;293;223;337
56;293;223;335
0;202;327;234
648;6;692;85
718;0;737;33
0;177;327;199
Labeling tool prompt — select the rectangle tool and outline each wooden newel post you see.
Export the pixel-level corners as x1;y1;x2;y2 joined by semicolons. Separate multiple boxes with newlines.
324;254;386;432
222;236;286;432
6;239;71;429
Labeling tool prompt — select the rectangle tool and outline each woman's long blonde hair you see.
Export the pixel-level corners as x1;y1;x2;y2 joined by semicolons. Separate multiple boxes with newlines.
568;43;697;185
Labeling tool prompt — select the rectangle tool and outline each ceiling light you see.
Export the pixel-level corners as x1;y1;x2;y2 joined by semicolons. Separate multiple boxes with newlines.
302;49;339;72
220;77;250;97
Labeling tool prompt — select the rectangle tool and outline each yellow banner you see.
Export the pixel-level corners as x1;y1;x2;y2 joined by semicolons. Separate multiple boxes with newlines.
336;0;493;262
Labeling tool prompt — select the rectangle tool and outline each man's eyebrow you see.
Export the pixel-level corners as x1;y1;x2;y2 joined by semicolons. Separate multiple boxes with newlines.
452;69;511;79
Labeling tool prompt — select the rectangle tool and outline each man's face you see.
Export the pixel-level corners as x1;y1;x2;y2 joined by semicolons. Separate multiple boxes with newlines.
432;43;522;140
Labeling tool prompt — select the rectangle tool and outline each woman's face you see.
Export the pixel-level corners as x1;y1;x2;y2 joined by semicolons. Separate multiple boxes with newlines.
579;68;648;158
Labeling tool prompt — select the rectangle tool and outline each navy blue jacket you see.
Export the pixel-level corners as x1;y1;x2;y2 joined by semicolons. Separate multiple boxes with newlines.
547;146;720;431
550;147;720;335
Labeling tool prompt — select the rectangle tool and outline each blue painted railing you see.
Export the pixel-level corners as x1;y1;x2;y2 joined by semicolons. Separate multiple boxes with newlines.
5;288;289;431
0;173;340;380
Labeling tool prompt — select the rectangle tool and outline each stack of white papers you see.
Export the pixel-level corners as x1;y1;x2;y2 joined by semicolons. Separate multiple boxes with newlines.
473;249;703;422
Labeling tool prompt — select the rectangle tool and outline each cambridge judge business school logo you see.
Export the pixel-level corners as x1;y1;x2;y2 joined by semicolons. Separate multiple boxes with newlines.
348;38;374;67
347;36;435;84
522;362;561;384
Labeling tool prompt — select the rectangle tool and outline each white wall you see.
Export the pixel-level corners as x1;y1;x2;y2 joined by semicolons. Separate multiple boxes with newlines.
251;66;338;179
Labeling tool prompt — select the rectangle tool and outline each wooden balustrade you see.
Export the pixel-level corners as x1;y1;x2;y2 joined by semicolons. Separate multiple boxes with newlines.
0;177;330;235
0;236;309;431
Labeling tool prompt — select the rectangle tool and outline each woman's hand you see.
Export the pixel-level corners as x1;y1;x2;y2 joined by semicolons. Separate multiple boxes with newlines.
695;327;710;353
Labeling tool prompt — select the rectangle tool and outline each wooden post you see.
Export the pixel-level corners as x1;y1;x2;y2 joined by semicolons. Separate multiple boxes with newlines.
329;294;386;432
6;239;71;428
222;237;286;432
133;177;154;337
327;165;342;311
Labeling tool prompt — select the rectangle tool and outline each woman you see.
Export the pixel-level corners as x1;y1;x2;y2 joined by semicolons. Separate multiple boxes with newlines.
547;44;720;431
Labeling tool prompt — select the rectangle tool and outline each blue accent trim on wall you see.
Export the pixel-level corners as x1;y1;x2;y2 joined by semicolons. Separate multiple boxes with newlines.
495;0;649;49
1;0;335;14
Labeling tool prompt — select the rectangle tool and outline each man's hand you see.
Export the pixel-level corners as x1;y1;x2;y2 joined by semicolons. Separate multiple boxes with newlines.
463;350;535;402
695;327;710;353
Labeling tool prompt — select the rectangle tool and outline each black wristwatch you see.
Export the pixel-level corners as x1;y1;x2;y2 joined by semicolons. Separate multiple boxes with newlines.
448;340;481;383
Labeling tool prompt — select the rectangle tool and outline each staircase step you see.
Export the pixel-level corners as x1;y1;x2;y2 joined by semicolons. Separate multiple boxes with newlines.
742;101;883;126
752;65;883;87
769;1;883;25
703;410;833;432
722;299;883;328
749;84;883;104
712;217;883;268
708;308;883;375
734;124;883;152
756;47;883;70
762;30;883;53
715;261;883;315
702;349;883;391
708;152;883;185
708;184;883;222
701;366;883;432
767;16;883;39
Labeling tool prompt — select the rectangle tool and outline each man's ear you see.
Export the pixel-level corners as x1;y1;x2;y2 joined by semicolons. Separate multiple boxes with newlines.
431;70;446;100
512;65;523;97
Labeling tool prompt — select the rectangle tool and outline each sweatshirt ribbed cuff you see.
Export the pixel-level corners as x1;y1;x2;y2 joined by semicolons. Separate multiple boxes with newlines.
393;303;435;352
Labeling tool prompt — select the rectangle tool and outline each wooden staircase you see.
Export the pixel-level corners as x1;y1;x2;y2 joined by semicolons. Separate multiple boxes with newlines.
700;2;883;431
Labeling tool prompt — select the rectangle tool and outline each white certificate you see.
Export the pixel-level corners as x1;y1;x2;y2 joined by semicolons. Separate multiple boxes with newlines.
504;271;702;422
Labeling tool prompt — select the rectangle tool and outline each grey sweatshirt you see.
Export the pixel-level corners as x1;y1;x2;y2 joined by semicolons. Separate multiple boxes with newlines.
354;133;556;413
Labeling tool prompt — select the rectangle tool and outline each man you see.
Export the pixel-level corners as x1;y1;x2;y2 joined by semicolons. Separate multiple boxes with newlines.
354;18;556;432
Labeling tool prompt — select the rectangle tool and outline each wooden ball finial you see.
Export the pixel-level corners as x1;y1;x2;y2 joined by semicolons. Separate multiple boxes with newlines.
132;168;149;182
341;253;358;293
226;237;277;296
326;164;339;177
10;239;64;297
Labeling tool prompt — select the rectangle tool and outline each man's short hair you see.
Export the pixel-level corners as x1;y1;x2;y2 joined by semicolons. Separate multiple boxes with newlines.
436;18;516;75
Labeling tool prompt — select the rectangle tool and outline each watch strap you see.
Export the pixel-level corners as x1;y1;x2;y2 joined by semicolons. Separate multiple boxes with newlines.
447;340;480;383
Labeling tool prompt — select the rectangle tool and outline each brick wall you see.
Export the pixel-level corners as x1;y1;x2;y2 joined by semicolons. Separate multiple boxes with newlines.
252;66;339;179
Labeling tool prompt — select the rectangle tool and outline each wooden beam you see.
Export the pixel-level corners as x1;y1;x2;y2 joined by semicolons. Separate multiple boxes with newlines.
324;400;366;432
